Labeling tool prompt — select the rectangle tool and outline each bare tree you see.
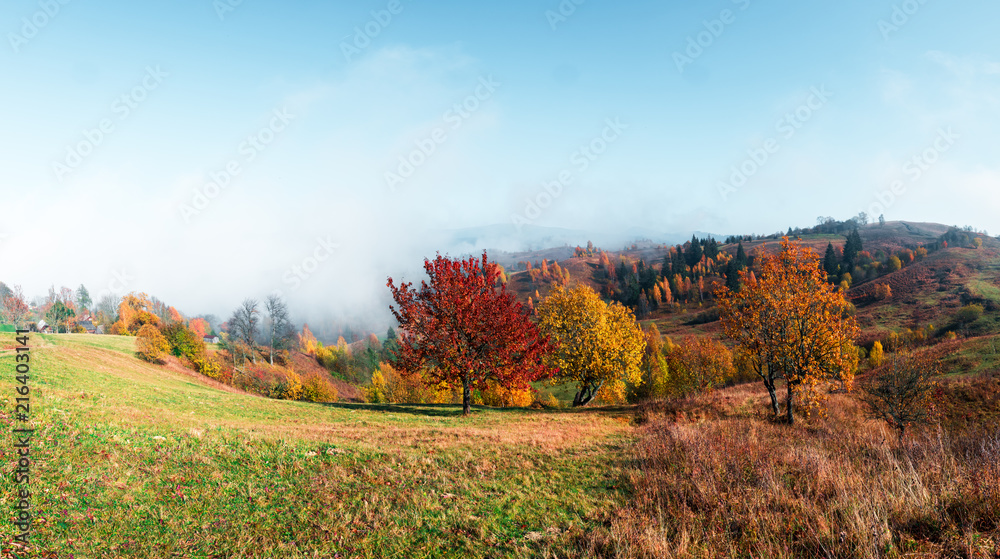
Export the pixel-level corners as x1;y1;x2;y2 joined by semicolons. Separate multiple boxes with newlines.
95;294;122;328
230;298;260;365
860;352;938;441
1;285;30;329
264;294;292;365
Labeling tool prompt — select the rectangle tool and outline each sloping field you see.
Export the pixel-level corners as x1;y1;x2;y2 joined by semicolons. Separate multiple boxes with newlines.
0;333;633;558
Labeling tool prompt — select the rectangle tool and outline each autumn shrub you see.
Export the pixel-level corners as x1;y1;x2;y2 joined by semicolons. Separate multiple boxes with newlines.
233;364;294;399
957;304;985;324
314;344;341;371
873;283;892;300
238;364;339;403
135;324;170;363
869;340;884;367
364;362;449;404
123;310;160;335
161;322;223;378
190;353;222;379
270;371;304;401
665;336;734;397
273;348;291;367
860;352;939;440
162;323;204;360
110;320;129;336
729;348;763;385
300;372;338;402
478;381;533;408
215;363;234;385
531;388;561;409
367;368;389;403
630;324;672;402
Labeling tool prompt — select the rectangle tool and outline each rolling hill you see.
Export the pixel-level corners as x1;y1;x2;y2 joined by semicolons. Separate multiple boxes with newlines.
501;221;1000;377
0;332;633;557
2;220;998;557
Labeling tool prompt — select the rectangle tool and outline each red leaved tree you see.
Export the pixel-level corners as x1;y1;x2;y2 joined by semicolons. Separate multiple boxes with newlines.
387;252;554;416
189;318;210;339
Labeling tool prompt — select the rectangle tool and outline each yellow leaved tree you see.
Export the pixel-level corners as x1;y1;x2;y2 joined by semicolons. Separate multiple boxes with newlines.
717;238;859;423
869;340;884;368
136;324;170;363
535;285;644;406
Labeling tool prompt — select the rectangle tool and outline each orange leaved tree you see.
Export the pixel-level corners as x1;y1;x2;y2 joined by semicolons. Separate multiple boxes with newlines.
189;318;210;339
387;252;554;416
717;238;859;423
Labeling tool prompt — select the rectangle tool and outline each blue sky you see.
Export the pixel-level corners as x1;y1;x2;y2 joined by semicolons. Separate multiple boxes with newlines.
2;0;998;321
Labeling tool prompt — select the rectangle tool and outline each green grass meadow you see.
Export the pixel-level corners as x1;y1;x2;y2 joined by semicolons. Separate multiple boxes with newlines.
0;333;633;558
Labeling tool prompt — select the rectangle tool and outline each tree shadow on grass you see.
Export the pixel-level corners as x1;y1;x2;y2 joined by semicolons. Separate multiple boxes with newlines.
318;401;638;419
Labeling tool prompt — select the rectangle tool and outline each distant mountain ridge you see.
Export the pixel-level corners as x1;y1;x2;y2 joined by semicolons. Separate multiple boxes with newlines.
438;224;727;255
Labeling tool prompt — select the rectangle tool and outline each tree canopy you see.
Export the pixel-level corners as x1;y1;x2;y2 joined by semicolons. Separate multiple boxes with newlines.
387;252;553;416
717;238;859;423
535;285;644;406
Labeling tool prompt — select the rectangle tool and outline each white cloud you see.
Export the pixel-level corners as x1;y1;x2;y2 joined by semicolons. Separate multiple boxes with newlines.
925;50;1000;78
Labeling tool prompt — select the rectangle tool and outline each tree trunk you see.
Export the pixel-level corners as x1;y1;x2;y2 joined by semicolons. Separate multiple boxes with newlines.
462;374;472;416
572;380;602;407
764;379;779;417
785;381;795;425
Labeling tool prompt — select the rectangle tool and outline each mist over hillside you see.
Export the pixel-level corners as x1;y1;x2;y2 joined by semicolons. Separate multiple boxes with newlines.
229;223;726;342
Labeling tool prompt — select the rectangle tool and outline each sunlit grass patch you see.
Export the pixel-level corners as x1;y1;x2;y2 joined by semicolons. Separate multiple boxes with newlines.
0;333;632;558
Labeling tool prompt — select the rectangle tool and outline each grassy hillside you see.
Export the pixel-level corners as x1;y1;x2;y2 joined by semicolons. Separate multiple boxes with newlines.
0;333;633;558
1;319;997;557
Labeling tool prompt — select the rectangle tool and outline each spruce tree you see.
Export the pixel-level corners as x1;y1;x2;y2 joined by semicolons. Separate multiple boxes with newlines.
843;229;863;267
824;243;839;279
725;259;741;292
685;235;703;267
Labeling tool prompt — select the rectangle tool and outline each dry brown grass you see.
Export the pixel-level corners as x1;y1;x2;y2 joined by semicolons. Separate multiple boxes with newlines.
604;384;1000;558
